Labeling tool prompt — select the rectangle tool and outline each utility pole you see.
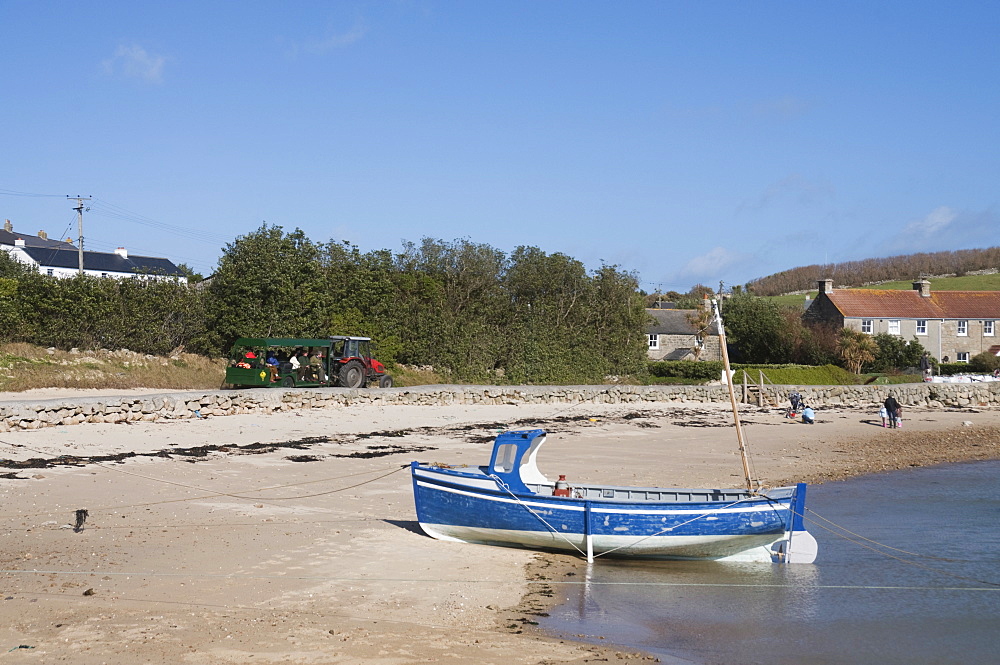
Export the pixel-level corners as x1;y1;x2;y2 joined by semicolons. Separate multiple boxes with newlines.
68;196;91;275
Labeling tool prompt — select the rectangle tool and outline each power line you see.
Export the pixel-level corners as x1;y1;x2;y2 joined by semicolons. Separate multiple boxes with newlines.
0;188;65;198
89;198;232;244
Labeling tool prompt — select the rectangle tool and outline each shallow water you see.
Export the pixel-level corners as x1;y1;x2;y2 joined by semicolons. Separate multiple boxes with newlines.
541;460;1000;665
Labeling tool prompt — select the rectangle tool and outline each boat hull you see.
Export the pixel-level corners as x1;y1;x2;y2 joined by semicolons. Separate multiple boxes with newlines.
412;466;815;563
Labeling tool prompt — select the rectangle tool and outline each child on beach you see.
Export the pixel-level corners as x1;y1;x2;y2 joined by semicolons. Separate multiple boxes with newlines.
895;405;903;429
879;405;889;427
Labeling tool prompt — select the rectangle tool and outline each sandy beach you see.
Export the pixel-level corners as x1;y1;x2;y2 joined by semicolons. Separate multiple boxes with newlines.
1;391;998;664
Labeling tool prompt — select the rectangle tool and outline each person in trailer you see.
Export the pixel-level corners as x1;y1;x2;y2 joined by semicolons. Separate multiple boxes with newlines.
265;352;280;382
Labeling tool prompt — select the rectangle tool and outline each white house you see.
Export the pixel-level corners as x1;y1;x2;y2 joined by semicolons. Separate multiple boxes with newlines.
0;220;186;283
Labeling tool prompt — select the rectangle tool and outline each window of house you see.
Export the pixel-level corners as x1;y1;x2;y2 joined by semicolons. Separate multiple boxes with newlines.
985;321;995;337
46;268;53;276
916;320;927;335
648;334;659;350
957;352;970;363
861;319;873;334
888;320;900;335
957;320;968;336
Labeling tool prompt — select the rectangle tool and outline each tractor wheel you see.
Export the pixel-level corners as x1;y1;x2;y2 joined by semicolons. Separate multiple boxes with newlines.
339;361;365;389
378;374;393;389
280;376;296;388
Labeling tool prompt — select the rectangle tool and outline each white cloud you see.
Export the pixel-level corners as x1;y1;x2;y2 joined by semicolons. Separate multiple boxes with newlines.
753;95;814;119
885;205;1000;254
305;22;367;54
677;246;743;280
902;206;958;237
736;174;834;215
102;44;166;83
285;16;367;58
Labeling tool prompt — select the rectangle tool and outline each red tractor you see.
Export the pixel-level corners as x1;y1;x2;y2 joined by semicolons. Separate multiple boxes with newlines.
329;335;393;388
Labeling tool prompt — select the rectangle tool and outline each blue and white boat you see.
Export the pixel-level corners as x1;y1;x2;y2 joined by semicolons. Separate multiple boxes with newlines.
410;301;818;563
410;429;817;563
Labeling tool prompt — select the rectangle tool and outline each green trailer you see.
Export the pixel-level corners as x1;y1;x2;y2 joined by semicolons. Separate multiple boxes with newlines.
224;337;392;389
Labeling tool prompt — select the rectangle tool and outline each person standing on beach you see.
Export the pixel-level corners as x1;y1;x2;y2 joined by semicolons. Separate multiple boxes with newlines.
884;394;901;429
919;352;932;379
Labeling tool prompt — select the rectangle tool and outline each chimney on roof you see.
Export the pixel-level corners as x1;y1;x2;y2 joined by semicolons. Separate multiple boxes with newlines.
38;230;47;240
3;219;11;232
114;247;128;259
64;238;73;244
913;279;931;297
14;238;25;247
817;278;834;294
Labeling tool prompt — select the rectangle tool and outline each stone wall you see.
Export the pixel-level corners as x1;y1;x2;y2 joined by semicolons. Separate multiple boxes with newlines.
1;382;998;432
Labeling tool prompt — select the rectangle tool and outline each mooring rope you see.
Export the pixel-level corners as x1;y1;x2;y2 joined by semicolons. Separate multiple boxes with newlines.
0;438;408;519
488;473;589;557
803;507;958;561
594;495;769;558
798;507;1000;588
489;473;772;560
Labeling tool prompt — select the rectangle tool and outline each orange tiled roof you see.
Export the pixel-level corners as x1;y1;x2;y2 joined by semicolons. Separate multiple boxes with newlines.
827;289;1000;319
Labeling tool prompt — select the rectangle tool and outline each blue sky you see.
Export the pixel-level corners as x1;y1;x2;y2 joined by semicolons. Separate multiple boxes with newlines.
1;1;997;291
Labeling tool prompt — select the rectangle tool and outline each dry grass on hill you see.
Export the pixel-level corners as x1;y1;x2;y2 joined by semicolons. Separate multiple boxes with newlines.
0;343;226;392
0;344;452;393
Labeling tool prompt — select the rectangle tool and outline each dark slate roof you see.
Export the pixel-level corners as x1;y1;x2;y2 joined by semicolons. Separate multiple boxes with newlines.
15;245;185;277
825;289;1000;319
0;228;74;249
646;308;719;335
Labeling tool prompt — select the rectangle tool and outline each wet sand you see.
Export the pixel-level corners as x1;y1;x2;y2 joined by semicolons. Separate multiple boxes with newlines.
1;394;998;664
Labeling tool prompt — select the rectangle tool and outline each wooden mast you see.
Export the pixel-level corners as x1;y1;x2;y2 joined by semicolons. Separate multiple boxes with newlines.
712;298;756;493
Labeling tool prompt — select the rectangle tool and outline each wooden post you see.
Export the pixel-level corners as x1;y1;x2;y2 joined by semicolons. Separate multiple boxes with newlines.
712;300;755;493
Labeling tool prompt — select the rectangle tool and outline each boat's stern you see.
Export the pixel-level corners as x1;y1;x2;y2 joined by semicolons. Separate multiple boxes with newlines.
768;483;818;564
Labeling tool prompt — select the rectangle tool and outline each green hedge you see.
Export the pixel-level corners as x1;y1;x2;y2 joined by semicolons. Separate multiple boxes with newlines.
647;361;874;386
648;360;724;380
732;364;859;386
936;362;993;376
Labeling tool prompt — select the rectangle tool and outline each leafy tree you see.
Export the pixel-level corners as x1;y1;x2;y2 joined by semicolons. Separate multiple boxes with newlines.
719;293;792;363
838;328;877;374
0;277;22;337
392;238;509;381
0;250;33;278
315;241;398;359
586;263;649;379
969;351;1000;373
205;224;324;354
175;263;204;282
503;246;592;383
685;305;713;360
868;333;927;372
795;318;841;365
